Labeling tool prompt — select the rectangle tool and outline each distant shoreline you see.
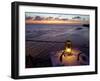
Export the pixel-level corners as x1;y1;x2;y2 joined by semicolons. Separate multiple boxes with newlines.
25;20;89;25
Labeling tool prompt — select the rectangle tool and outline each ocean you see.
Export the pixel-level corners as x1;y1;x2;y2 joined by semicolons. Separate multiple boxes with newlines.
25;24;89;68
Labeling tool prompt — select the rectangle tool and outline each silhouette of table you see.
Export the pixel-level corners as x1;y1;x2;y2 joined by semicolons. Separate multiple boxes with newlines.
50;48;89;66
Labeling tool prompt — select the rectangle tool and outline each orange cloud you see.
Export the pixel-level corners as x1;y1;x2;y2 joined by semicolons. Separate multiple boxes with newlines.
25;19;89;25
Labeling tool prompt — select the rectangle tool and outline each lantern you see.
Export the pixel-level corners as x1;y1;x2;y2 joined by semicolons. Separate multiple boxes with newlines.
64;40;72;56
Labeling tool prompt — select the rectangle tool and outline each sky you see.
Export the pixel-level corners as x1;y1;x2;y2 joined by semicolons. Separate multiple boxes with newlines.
25;12;89;21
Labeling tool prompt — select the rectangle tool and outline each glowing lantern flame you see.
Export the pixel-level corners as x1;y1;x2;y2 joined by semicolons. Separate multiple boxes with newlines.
65;48;71;53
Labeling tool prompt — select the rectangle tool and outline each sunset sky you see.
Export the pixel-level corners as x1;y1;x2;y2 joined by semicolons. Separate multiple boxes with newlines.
25;12;89;21
25;12;89;24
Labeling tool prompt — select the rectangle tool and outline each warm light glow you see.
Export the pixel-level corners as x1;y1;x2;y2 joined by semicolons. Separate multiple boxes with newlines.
62;55;78;65
64;48;72;55
61;49;81;65
65;48;71;53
